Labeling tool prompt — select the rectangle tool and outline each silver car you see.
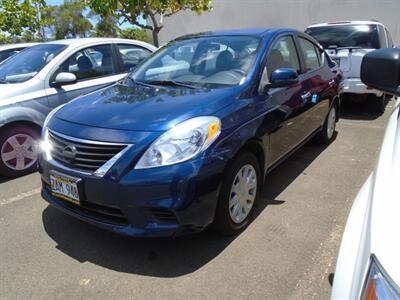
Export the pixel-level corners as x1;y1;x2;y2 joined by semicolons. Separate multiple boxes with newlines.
0;38;156;177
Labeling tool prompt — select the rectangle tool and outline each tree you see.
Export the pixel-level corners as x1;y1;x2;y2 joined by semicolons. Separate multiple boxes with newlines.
119;27;151;43
87;0;212;47
47;0;92;40
0;0;48;41
90;13;119;37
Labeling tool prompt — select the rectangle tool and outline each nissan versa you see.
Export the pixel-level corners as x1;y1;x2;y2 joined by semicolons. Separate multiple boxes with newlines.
39;29;341;237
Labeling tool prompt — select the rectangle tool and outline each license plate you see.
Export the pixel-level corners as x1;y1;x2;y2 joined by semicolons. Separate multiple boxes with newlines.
50;172;80;204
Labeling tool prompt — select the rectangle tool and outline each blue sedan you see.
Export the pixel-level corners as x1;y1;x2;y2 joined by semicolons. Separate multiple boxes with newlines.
39;28;341;237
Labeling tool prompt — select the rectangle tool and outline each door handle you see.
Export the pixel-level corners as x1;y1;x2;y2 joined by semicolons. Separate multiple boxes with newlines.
301;92;312;100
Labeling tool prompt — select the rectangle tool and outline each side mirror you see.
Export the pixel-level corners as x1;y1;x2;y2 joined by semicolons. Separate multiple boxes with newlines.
267;68;299;89
52;72;77;88
361;48;400;96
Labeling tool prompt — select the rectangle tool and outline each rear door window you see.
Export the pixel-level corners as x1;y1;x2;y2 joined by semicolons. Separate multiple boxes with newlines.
117;44;152;72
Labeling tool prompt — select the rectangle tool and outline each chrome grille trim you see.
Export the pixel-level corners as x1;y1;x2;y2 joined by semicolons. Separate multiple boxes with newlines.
47;129;130;175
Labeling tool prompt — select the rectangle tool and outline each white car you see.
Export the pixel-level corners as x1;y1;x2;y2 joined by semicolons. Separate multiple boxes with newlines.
331;48;400;299
0;38;156;177
306;21;395;112
0;43;38;63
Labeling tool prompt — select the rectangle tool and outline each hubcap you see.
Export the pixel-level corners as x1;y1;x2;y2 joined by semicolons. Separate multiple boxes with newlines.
1;134;38;171
229;164;258;224
327;107;336;139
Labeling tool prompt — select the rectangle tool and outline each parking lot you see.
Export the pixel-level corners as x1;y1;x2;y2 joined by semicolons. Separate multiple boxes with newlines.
0;101;393;300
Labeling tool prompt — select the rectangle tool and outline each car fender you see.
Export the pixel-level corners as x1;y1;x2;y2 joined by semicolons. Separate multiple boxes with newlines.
0;106;47;129
331;173;374;300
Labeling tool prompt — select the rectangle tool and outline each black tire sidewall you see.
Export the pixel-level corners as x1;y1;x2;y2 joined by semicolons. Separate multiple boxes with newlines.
0;125;40;177
214;152;261;235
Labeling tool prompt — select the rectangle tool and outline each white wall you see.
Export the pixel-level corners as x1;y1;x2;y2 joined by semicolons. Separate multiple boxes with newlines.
158;0;400;45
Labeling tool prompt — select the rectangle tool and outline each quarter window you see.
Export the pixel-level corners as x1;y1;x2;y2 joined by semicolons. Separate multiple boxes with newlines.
298;38;321;72
55;44;116;81
267;36;300;77
117;44;152;72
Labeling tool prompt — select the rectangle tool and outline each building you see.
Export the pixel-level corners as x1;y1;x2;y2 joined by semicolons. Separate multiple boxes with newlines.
158;0;400;45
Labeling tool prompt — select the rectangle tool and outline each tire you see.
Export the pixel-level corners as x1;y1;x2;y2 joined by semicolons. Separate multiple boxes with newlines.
316;104;337;146
0;124;40;177
373;95;386;113
213;152;261;236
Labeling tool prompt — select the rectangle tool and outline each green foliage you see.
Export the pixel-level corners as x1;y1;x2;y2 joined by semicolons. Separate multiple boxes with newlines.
47;0;92;39
87;0;212;46
92;14;119;37
119;27;151;43
0;0;47;39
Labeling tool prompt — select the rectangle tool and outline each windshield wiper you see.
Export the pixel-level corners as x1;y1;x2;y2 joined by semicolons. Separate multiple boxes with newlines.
0;78;7;84
143;80;200;89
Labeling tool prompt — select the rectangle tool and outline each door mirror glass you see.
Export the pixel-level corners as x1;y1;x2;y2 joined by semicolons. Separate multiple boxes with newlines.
361;48;400;96
268;68;299;88
53;72;77;87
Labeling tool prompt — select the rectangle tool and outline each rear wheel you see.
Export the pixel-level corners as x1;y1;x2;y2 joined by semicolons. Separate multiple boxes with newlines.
373;95;386;113
0;124;40;177
213;152;261;235
316;104;337;145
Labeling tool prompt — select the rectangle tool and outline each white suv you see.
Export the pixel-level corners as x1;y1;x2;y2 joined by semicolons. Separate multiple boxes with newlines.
306;21;394;112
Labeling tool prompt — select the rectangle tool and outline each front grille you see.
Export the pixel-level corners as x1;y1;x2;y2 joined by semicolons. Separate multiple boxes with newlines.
48;130;127;172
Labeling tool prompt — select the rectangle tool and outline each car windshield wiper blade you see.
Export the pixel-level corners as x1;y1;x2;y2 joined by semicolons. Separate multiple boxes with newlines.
143;80;200;89
126;77;155;88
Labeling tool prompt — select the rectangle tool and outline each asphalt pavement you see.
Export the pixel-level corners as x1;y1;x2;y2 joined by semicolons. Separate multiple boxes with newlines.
0;100;394;300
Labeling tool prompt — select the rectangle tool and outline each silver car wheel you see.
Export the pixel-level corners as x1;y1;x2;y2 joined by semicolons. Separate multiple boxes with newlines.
229;164;257;224
327;107;336;140
1;134;38;171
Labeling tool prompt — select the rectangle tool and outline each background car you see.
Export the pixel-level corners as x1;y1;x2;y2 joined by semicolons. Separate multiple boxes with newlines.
39;29;341;238
0;38;156;177
331;48;400;300
306;20;394;112
0;43;38;64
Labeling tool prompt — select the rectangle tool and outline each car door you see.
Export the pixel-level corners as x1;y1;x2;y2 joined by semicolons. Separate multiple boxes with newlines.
46;43;125;108
263;35;313;165
296;36;333;133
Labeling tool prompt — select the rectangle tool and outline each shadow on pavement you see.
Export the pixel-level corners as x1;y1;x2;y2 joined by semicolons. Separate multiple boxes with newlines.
340;95;391;121
42;141;328;278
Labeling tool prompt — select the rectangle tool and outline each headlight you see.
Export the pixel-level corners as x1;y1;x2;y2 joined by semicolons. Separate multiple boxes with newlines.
362;255;400;300
40;105;65;160
135;116;221;169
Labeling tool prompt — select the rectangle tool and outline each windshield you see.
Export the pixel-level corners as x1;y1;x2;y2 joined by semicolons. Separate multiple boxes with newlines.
306;25;380;49
132;35;260;88
0;44;66;83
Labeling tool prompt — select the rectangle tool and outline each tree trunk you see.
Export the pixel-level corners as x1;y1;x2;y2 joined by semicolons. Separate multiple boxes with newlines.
152;28;160;47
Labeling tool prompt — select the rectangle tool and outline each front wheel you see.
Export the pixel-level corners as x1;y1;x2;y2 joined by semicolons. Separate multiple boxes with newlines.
316;104;337;145
0;124;40;177
213;152;261;235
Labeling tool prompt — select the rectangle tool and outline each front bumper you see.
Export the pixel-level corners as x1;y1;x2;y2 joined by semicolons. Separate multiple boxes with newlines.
39;153;226;237
340;78;384;97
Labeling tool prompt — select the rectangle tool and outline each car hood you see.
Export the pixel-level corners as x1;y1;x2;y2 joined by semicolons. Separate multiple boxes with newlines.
55;83;238;131
368;98;400;285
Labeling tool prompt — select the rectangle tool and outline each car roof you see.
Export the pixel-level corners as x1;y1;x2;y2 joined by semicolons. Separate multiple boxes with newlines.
0;43;39;51
175;28;299;40
307;20;384;28
42;37;155;48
